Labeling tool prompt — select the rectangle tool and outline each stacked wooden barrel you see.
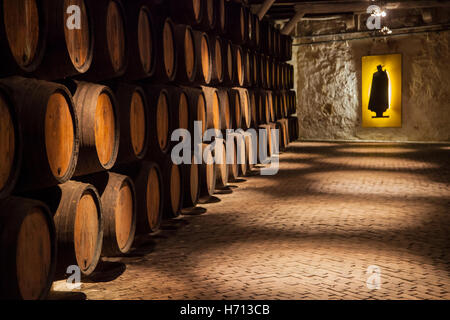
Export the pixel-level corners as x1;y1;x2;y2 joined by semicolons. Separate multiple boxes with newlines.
0;0;297;299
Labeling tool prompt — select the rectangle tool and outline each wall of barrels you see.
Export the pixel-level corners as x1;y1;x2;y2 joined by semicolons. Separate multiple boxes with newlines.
0;0;298;299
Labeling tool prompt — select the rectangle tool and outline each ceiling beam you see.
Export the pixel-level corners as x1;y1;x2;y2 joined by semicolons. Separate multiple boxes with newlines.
257;0;277;20
280;0;450;35
293;1;450;14
281;10;305;35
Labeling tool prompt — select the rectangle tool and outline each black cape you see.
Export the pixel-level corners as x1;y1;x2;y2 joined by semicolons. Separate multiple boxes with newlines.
368;69;389;115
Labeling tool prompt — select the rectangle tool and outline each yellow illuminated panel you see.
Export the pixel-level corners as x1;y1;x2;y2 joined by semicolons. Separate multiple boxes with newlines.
362;54;402;127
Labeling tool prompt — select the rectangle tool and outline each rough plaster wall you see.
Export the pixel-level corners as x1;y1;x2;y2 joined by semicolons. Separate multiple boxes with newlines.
294;31;450;142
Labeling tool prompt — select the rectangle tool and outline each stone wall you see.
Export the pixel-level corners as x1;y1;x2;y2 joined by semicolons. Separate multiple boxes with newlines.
293;30;450;142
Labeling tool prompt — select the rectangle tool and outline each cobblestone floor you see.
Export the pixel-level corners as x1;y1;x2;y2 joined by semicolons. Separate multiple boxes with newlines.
51;142;450;300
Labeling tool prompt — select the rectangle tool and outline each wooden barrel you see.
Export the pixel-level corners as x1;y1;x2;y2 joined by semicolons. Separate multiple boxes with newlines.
264;55;271;89
214;0;227;35
258;124;272;162
234;88;251;129
174;24;197;84
289;90;297;115
243;131;258;171
275;29;282;58
71;81;119;176
215;139;228;188
275;62;281;90
288;116;299;142
210;35;225;85
273;91;281;121
0;85;21;199
260;19;270;55
217;88;231;130
243;48;253;88
276;119;289;150
50;181;103;276
201;86;221;131
159;157;183;219
166;86;191;150
114;84;149;165
123;3;156;81
257;89;270;125
245;6;254;48
172;88;191;132
169;0;203;26
282;91;288;118
259;54;267;89
0;0;46;75
222;40;235;85
79;0;128;81
251;51;260;87
288;64;294;89
0;197;56;300
270;58;277;89
248;90;258;129
281;63;287;89
77;172;136;257
233;45;245;87
234;133;248;177
0;77;79;192
193;30;212;85
226;2;246;45
226;137;239;182
184;87;207;137
116;161;163;234
266;90;275;123
149;16;177;83
142;86;172;155
199;143;216;200
30;0;94;80
182;154;200;209
229;89;242;129
199;0;217;31
253;13;260;49
280;34;290;61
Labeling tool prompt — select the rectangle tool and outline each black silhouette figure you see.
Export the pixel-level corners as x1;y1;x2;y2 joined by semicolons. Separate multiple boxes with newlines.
368;65;390;118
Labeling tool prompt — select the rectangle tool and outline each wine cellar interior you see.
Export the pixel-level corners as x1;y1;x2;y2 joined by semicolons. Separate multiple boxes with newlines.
0;0;449;301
